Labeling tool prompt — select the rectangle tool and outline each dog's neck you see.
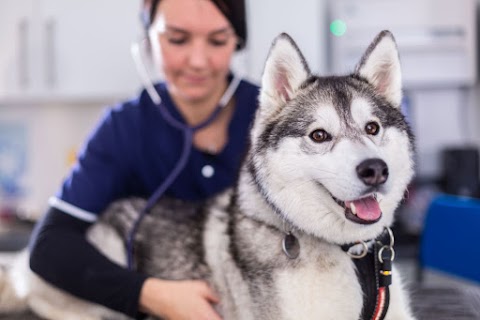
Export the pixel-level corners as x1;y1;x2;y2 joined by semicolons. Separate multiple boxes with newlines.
235;165;285;231
236;164;329;249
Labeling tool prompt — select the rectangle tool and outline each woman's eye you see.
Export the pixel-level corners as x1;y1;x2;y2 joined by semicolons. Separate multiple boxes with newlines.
309;129;331;143
168;37;187;45
209;38;228;46
365;121;380;135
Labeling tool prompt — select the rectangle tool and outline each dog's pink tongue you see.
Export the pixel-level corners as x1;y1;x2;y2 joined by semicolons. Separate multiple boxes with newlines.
347;197;381;221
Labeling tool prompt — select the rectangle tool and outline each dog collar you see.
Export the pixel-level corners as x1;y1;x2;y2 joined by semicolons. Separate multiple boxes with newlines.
342;227;394;320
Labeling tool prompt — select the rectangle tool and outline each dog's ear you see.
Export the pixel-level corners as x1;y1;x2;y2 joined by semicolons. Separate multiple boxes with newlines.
355;30;402;107
259;33;310;115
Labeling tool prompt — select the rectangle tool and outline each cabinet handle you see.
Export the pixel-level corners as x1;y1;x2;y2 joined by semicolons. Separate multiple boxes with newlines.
18;19;29;88
45;19;56;88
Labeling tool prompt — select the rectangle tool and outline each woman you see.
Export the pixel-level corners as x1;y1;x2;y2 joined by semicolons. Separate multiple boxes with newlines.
29;0;258;319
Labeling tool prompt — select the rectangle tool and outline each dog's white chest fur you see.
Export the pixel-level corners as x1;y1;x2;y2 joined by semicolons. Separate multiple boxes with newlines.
274;241;363;319
205;206;365;320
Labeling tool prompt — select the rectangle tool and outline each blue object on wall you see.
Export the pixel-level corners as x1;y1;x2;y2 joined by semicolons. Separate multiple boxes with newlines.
420;194;480;284
0;123;27;198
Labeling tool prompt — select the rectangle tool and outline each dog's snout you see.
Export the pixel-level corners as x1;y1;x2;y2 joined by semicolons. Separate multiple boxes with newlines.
356;158;389;187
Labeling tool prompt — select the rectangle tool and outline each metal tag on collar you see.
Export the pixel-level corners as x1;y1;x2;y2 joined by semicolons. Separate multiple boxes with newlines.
281;219;300;259
282;232;300;259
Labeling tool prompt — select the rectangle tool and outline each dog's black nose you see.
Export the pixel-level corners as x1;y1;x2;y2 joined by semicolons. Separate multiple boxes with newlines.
356;158;389;187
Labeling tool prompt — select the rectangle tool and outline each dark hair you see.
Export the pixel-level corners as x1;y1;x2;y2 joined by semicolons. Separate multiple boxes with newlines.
142;0;247;50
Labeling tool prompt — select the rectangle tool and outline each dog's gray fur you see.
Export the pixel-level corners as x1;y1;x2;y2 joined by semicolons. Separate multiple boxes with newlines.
0;31;416;320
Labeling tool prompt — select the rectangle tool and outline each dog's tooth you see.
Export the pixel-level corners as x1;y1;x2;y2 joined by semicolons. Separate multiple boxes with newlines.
350;202;357;215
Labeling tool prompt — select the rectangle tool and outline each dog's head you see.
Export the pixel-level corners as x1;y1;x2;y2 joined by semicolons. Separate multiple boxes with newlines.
246;31;414;244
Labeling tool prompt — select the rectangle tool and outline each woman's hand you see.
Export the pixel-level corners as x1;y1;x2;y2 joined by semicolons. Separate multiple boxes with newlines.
139;277;222;320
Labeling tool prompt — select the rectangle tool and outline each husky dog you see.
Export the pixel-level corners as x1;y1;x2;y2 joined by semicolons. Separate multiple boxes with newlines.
0;30;415;320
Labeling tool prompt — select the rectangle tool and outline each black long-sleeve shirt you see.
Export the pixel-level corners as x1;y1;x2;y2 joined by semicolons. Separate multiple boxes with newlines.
29;207;148;318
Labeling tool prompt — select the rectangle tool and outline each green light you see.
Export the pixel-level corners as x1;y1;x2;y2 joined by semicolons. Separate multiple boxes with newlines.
330;19;347;37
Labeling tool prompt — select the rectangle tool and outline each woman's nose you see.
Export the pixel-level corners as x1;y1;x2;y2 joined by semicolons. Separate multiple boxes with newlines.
188;41;209;69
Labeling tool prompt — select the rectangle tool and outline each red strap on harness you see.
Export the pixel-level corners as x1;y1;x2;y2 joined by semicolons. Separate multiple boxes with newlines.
372;287;387;320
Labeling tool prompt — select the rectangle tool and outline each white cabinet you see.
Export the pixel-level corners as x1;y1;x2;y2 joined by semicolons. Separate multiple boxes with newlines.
329;0;477;88
0;0;142;102
245;0;328;82
0;0;33;98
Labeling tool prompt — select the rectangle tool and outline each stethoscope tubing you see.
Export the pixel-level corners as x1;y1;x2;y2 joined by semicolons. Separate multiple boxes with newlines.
127;41;241;269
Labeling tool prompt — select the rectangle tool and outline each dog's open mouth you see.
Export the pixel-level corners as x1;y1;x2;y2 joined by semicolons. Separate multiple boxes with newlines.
333;194;382;225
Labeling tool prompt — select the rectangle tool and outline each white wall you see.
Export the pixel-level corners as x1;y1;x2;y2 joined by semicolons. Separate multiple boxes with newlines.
409;88;478;178
244;0;328;82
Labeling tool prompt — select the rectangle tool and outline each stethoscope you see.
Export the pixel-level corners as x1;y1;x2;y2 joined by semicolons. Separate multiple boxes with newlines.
127;41;242;269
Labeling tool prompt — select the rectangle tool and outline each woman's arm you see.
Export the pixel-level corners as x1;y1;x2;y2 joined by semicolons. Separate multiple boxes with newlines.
29;207;148;318
29;207;223;320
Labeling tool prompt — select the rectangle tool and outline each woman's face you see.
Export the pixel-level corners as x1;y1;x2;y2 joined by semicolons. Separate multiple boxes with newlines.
149;0;238;104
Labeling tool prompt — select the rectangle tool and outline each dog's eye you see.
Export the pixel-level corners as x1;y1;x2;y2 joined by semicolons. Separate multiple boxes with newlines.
365;122;380;135
309;129;331;143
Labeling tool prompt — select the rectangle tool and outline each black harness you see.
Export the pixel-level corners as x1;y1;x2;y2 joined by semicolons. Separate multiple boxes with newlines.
282;227;394;320
342;228;395;320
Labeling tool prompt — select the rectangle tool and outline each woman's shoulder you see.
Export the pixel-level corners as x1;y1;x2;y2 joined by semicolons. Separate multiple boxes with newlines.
238;78;260;97
110;86;159;114
98;84;168;129
89;86;164;141
236;78;260;115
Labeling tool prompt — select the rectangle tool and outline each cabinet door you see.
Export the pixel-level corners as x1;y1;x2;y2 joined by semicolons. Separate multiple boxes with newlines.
245;0;327;82
0;0;35;98
38;0;142;100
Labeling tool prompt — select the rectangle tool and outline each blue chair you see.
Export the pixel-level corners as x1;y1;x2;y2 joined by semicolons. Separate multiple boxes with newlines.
420;194;480;284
